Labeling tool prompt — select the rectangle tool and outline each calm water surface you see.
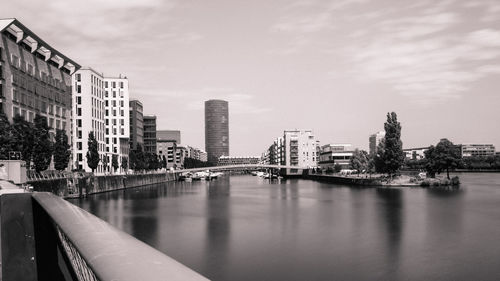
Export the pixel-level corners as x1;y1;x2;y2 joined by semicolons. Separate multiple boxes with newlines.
70;173;500;281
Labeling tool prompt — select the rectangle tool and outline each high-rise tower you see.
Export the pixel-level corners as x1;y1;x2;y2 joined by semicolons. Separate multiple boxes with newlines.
205;100;229;164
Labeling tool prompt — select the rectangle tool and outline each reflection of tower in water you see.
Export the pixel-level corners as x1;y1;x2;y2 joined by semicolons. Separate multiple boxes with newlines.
376;188;403;267
127;186;160;247
203;176;231;280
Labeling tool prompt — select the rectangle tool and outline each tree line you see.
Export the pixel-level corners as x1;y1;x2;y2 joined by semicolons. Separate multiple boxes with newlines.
85;136;168;173
0;113;70;172
341;112;462;179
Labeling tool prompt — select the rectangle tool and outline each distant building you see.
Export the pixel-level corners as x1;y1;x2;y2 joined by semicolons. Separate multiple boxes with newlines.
129;99;143;150
403;147;429;160
205;100;229;164
369;131;385;155
157;130;181;143
460;144;495;158
156;130;182;169
143;115;156;154
188;146;207;162
104;76;130;173
318;144;354;169
283;130;318;168
218;156;260;166
0;19;79;168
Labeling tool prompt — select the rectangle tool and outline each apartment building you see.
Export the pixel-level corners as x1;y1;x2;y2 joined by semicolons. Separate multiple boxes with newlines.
104;76;129;172
0;19;79;168
72;68;105;172
143;115;156;153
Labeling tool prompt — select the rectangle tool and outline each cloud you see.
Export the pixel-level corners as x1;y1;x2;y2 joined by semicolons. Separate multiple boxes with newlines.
182;88;271;115
271;0;500;104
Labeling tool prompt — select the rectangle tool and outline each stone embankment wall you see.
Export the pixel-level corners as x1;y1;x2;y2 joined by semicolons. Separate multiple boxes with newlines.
304;174;383;186
29;173;177;197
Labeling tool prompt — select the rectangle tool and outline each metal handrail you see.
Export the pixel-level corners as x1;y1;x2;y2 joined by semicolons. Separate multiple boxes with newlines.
32;192;209;281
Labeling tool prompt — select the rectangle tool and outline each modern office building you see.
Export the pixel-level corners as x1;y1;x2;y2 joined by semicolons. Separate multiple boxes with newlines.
403;147;429;160
318;144;354;169
157;130;180;143
205;99;229;164
460;144;495;158
104;76;129;172
129;99;143;151
72;68;106;172
218;156;260;166
369;131;385;155
143;115;156;154
0;19;79;167
156;130;182;169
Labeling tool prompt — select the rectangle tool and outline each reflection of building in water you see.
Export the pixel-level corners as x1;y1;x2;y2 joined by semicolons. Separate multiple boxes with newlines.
203;176;231;280
376;188;403;265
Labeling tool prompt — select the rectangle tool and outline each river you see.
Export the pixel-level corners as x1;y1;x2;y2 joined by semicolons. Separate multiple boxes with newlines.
69;173;500;281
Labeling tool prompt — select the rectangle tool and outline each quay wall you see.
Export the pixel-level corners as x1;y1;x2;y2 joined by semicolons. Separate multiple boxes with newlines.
28;173;177;197
304;174;383;186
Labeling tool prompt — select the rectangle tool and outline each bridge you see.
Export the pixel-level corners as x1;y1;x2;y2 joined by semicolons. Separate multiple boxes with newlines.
172;164;308;174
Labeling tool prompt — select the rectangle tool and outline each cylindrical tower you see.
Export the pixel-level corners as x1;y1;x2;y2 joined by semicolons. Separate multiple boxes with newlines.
205;100;229;165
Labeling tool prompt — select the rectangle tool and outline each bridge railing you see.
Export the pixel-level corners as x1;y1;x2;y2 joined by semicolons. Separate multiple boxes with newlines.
0;192;209;281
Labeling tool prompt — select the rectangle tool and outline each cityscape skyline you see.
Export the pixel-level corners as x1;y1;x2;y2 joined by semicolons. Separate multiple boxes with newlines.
1;1;500;155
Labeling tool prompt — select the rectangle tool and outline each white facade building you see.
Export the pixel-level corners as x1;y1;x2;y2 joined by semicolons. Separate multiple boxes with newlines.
72;68;106;173
104;76;130;173
283;130;318;169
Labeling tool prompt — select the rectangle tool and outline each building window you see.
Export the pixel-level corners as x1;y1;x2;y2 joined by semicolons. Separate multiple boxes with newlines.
77;108;82;116
76;73;81;82
77;142;82;150
77;85;81;93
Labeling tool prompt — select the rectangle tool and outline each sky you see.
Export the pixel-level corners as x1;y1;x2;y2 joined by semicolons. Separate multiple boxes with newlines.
2;0;500;156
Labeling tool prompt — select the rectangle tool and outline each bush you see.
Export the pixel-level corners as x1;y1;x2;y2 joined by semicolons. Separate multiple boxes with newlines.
451;176;460;186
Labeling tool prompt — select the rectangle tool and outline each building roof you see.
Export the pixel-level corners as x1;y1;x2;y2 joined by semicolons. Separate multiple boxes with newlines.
0;18;80;73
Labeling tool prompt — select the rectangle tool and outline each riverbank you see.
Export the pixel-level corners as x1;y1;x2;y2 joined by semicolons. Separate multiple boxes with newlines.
29;172;177;198
303;173;458;188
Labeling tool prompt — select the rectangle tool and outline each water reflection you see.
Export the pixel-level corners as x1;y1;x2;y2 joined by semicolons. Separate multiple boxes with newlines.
203;177;231;280
376;188;403;275
69;173;500;281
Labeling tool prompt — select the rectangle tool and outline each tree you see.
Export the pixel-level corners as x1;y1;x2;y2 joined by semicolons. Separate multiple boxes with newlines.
424;139;461;179
86;131;99;173
162;155;167;169
121;156;129;173
0;113;13;160
53;129;71;171
102;154;109;173
350;149;369;173
11;115;34;167
112;154;119;173
334;163;342;173
129;149;137;170
382;112;404;175
32;115;53;172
